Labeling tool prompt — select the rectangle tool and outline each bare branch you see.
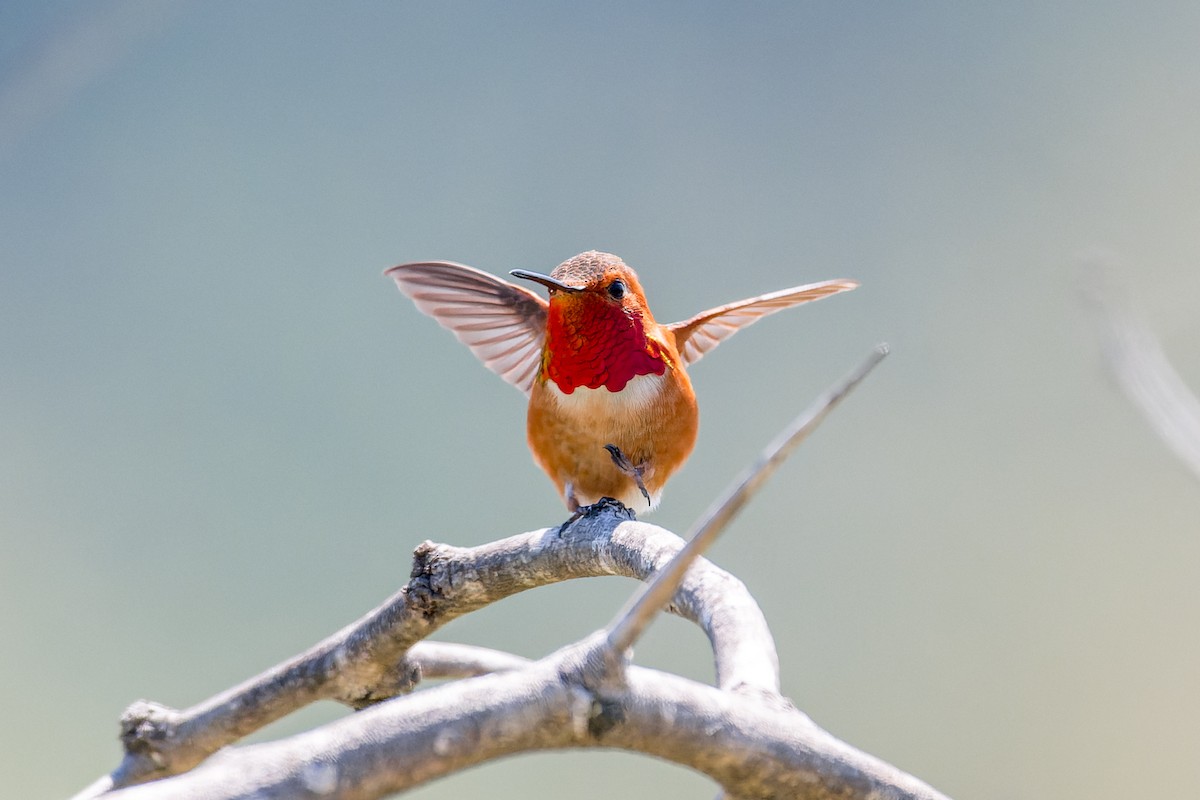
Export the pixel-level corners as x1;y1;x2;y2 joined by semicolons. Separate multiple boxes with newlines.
406;641;530;680
1083;266;1200;481
606;345;889;656
77;515;782;796
100;654;947;800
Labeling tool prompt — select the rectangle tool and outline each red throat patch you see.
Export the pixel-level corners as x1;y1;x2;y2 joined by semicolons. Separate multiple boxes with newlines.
544;296;667;392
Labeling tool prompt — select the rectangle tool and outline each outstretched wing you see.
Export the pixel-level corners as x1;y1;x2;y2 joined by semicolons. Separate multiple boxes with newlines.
386;261;549;395
667;279;859;367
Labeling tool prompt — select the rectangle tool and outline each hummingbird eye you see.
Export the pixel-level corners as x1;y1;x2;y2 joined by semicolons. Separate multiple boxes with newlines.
607;279;626;300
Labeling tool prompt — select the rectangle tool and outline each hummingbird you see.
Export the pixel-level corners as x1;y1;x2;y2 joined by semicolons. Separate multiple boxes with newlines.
387;251;857;514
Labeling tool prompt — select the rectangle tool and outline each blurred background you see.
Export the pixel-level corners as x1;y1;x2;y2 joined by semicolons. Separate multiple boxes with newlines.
3;2;1199;798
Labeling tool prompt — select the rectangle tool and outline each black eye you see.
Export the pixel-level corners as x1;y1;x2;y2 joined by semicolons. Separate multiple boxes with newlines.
607;280;626;300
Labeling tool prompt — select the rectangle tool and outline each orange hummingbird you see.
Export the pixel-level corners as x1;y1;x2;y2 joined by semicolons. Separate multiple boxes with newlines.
387;251;857;513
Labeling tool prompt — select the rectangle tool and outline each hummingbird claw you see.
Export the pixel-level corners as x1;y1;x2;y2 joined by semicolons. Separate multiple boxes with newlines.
589;496;636;517
556;496;636;537
603;444;652;509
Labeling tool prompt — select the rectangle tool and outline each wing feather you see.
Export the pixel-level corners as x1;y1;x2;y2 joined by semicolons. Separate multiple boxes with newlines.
386;261;548;395
667;279;859;367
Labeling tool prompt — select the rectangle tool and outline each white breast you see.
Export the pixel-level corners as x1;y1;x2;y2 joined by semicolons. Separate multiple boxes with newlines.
545;372;666;417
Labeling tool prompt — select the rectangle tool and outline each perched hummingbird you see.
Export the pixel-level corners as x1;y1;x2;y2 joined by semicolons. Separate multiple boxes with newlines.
387;251;857;513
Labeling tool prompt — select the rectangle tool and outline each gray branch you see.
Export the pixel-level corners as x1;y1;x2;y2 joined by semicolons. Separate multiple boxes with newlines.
406;641;531;680
75;512;787;798
77;513;955;800
100;648;944;800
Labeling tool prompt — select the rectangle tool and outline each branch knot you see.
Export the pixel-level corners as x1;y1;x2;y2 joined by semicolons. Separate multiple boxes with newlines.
119;700;182;768
344;656;423;709
407;540;452;618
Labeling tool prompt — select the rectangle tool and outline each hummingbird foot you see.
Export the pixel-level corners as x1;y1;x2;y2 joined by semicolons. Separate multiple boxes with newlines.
603;444;652;509
556;496;636;536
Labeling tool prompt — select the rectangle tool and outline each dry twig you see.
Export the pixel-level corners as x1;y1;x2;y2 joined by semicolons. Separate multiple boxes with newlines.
1084;266;1200;482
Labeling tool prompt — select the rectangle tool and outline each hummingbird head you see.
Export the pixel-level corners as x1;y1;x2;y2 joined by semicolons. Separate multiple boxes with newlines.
510;251;669;393
511;251;652;318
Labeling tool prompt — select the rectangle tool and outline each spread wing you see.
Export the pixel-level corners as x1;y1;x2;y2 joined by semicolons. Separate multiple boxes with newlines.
386;261;548;395
667;279;859;367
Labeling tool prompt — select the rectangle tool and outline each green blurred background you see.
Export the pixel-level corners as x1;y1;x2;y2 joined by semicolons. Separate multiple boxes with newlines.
3;2;1199;798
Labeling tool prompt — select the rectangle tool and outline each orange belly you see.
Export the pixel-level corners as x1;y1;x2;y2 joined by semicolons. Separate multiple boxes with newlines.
526;370;698;511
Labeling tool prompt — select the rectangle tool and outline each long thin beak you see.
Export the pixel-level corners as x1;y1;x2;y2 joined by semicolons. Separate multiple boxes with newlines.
509;269;583;293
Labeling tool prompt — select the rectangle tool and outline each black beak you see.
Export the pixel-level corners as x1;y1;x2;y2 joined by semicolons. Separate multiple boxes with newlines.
509;269;583;293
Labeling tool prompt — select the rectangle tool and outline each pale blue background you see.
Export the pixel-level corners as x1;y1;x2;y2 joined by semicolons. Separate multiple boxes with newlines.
3;2;1199;798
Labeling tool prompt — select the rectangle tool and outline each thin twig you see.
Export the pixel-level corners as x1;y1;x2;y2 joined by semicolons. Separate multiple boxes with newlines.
1084;267;1200;482
606;344;889;655
408;641;530;679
